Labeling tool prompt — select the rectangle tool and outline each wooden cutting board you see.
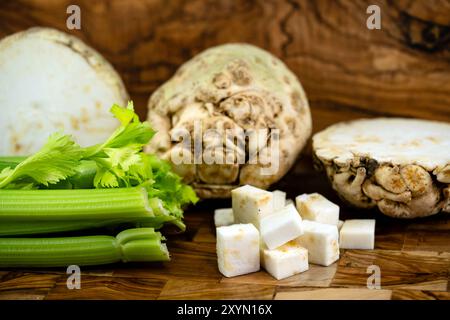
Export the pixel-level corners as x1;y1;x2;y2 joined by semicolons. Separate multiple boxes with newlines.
0;158;448;300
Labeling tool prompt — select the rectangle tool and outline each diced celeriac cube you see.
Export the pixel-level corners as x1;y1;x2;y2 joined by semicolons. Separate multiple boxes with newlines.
214;208;234;227
272;190;286;210
295;220;339;266
285;199;294;207
216;224;260;277
296;193;339;226
338;220;344;230
232;185;273;229
339;219;375;249
260;204;303;250
262;242;309;280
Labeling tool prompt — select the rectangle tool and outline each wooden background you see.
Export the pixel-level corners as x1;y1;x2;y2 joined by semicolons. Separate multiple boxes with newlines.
0;0;449;300
0;0;449;133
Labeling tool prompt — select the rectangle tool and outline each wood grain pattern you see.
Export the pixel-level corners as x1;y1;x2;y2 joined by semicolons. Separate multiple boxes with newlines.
46;275;166;300
391;289;450;300
158;279;275;300
331;250;450;290
221;264;337;288
0;0;448;130
0;272;62;300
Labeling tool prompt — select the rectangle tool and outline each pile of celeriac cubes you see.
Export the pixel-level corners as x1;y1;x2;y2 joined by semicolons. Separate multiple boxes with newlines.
214;185;375;280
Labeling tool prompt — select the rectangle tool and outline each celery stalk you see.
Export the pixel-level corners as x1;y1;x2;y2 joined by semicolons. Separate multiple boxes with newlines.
0;228;169;267
0;219;132;236
0;187;153;221
0;216;182;236
68;160;97;189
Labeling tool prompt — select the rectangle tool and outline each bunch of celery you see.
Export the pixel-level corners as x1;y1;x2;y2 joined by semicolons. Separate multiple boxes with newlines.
0;102;198;267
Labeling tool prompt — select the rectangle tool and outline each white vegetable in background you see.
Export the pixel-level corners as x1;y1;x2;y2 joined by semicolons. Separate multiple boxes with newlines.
0;27;128;155
295;220;339;267
339;219;375;250
296;193;339;226
214;208;234;227
272;190;286;210
338;220;344;230
260;204;303;250
262;242;309;280
216;224;260;277
232;185;273;229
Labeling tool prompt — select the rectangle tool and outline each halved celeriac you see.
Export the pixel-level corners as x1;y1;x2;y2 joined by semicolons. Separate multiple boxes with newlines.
0;27;128;155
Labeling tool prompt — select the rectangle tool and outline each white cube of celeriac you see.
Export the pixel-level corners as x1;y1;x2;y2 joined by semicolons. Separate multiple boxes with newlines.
338;220;344;230
214;208;234;227
296;193;339;226
339;219;375;249
232;185;273;229
272;190;286;211
285;199;294;207
262;242;309;280
260;204;303;250
295;220;339;266
216;224;260;277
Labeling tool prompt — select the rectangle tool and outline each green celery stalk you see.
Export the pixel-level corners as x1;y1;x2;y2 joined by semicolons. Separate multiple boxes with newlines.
67;160;97;189
0;216;182;236
0;187;153;221
0;228;169;267
0;219;133;236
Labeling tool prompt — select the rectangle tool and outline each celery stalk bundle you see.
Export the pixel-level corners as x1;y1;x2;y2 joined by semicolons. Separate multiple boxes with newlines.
0;102;198;267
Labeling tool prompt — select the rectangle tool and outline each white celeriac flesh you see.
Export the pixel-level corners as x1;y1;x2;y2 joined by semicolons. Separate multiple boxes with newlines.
260;204;303;250
295;220;339;266
296;193;339;226
339;219;375;249
214;208;234;227
232;185;273;229
272;190;286;211
262;242;309;280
